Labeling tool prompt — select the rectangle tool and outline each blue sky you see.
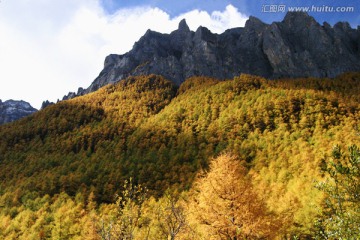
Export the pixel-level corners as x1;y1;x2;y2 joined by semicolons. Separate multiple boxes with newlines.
101;0;359;26
0;0;359;109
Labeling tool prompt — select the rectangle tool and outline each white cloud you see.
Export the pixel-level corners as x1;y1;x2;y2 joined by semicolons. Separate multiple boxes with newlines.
0;0;248;109
176;5;248;33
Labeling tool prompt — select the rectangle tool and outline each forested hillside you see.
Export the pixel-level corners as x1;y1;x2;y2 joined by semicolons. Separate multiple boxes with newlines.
0;73;359;239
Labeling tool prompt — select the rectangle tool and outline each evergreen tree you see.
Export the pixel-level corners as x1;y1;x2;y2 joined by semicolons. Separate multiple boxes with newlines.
316;144;360;239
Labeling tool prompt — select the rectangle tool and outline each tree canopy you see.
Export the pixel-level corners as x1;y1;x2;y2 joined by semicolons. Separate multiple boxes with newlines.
0;72;360;238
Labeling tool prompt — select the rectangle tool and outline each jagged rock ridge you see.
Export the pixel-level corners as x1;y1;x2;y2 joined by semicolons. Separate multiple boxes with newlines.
68;12;360;97
0;99;37;125
40;100;55;110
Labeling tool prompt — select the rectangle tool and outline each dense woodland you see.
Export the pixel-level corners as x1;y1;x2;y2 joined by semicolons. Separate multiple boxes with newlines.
0;73;359;239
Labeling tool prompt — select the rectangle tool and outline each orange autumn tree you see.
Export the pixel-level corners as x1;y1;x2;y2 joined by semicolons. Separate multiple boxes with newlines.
189;154;281;239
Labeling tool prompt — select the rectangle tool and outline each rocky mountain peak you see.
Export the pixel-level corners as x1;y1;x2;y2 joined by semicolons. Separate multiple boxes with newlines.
41;100;55;109
283;11;316;25
178;19;190;32
63;14;360;99
0;99;37;125
194;26;216;42
334;21;352;31
245;16;266;29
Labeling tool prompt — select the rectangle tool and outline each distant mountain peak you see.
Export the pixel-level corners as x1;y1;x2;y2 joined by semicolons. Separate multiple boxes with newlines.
0;99;37;125
334;21;352;31
178;19;190;32
245;16;266;28
65;14;360;99
283;11;318;28
284;11;311;21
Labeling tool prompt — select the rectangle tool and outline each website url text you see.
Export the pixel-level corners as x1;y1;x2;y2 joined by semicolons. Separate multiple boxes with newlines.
262;5;355;13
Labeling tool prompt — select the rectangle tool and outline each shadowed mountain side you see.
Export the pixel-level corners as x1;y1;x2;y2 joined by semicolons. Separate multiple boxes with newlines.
0;75;177;201
268;72;360;102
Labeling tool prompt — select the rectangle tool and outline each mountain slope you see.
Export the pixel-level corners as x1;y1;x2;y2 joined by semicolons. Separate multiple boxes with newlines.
1;73;360;235
0;99;37;125
0;75;176;201
69;12;360;98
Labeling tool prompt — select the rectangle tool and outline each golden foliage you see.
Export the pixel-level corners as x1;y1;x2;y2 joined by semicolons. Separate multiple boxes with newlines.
0;73;360;238
189;154;282;239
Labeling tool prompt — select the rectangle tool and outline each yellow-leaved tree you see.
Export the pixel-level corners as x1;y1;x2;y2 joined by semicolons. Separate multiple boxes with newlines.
188;154;282;239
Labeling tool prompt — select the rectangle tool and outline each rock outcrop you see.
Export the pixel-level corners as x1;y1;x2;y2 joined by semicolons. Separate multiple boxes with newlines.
0;99;37;125
67;12;360;97
40;100;55;110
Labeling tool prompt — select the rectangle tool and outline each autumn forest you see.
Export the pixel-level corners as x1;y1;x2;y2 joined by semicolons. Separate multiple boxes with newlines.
0;73;359;239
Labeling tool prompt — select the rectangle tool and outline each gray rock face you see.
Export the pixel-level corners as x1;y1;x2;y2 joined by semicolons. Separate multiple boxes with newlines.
0;99;37;125
72;12;360;96
40;100;54;110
